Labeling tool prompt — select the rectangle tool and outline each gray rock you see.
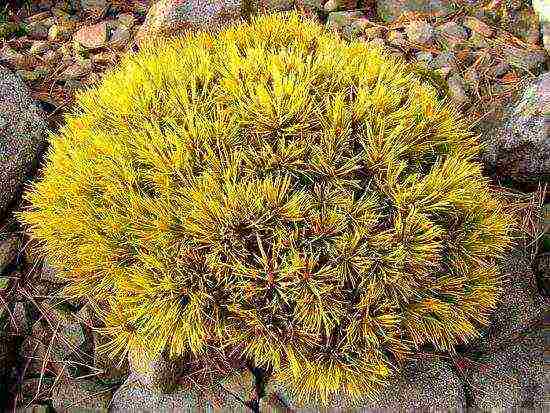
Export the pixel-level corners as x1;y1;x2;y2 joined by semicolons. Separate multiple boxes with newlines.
387;30;407;47
27;17;56;40
111;370;254;411
436;21;469;46
325;11;368;39
13;301;31;336
377;0;457;23
263;357;465;410
468;251;545;353
129;349;186;393
405;19;434;45
447;73;469;105
482;72;549;183
108;26;131;49
501;45;547;73
51;375;114;413
0;233;19;275
135;0;245;45
0;66;47;217
29;40;51;55
59;60;93;81
78;0;109;11
465;328;544;409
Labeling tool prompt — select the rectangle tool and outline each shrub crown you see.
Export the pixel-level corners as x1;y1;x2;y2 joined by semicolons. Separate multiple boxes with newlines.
19;11;516;403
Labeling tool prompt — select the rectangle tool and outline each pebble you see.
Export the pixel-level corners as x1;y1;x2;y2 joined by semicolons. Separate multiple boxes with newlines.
415;51;434;67
91;51;114;64
80;0;109;12
367;38;386;49
463;66;480;89
48;23;76;41
24;11;53;24
109;26;131;49
431;51;457;70
73;21;108;49
489;61;511;78
324;0;340;12
364;26;386;40
437;21;470;46
59;60;93;81
387;30;407;46
0;234;18;275
447;73;470;104
117;13;138;28
463;16;495;38
405;19;434;45
501;45;546;72
29;40;50;55
469;31;490;48
16;68;48;82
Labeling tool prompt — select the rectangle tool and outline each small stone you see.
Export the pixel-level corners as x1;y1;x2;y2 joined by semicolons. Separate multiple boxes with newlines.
0;234;18;275
60;60;93;81
27;17;56;40
447;74;469;105
363;26;386;40
436;21;469;46
129;349;185;393
109;26;131;49
501;45;546;72
24;11;53;25
415;51;433;67
430;51;457;71
91;51;115;64
489;61;510;78
325;11;365;34
29;40;50;55
48;23;75;41
463;16;495;37
463;66;480;89
0;45;26;66
79;0;109;12
468;31;490;48
52;374;114;413
377;0;457;23
368;38;386;49
16;69;48;82
117;13;137;28
387;30;407;46
42;49;61;64
324;0;339;12
405;20;434;45
13;302;31;335
73;22;108;49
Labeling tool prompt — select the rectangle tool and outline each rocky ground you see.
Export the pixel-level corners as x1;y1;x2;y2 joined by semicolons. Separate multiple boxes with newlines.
0;0;548;411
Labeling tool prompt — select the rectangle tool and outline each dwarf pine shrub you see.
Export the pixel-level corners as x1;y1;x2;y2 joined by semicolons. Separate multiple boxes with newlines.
19;11;518;404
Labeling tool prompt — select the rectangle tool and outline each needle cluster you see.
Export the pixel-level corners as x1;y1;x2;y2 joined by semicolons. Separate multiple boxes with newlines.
19;11;517;404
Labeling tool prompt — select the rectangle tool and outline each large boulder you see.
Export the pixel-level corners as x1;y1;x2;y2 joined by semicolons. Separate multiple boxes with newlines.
0;66;47;218
466;250;545;353
464;328;544;409
261;356;466;410
376;0;457;23
110;369;256;411
135;0;300;45
482;73;549;184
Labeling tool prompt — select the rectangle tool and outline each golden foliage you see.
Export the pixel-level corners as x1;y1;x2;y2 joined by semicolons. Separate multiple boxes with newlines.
18;11;518;405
